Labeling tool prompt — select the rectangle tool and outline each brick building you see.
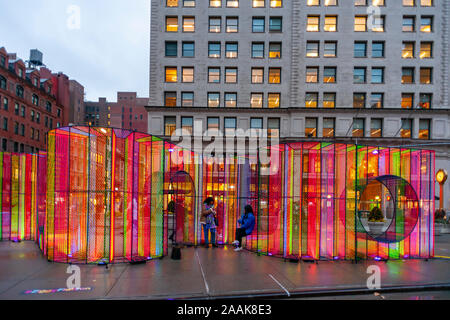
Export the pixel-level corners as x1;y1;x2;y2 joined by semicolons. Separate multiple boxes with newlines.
68;80;85;125
0;47;67;153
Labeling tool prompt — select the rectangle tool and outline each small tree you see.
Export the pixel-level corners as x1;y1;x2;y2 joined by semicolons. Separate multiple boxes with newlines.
369;207;384;222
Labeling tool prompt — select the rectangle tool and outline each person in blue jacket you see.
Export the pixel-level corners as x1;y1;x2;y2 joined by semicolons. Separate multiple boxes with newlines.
232;205;255;252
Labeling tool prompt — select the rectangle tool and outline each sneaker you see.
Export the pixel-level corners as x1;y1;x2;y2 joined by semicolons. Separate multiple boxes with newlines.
234;247;243;252
231;240;239;246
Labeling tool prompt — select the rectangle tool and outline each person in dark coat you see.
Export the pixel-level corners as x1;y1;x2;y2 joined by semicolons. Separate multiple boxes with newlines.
232;205;255;251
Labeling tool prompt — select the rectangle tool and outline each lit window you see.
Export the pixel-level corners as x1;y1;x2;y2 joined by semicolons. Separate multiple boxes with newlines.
208;67;221;83
225;68;238;83
324;67;336;83
207;117;220;135
165;67;177;82
403;16;415;32
372;0;384;5
401;119;412;138
355;0;367;5
182;92;194;107
226;0;239;7
164;92;177;107
323;118;335;137
420;16;432;32
270;0;282;8
183;0;196;7
183;17;195;32
401;93;414;109
226;17;238;32
307;0;319;6
209;42;221;58
269;43;281;58
306;67;319;83
402;68;414;84
420;42;433;58
352;119;365;137
420;68;432;84
372;16;385;32
353;93;366;108
403;0;414;6
181;117;193;135
208;92;220;107
370;119;383;137
305;92;318;108
370;93;383;108
182;67;194;83
268;118;280;138
324;16;337;32
166;17;178;32
418;119;430;140
167;0;178;7
268;68;281;84
268;93;280;108
307;16;320;32
209;17;221;33
420;0;432;6
253;0;265;8
323;93;336;108
210;0;221;7
419;93;432;109
226;43;238;58
324;42;337;57
225;93;237;107
324;0;337;5
306;41;319;57
354;16;367;32
305;118;317;137
402;42;415;59
164;116;177;136
251;93;263;108
252;68;264;84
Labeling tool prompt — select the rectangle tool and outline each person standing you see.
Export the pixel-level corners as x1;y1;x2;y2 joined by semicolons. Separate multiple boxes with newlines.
201;197;218;248
232;205;255;252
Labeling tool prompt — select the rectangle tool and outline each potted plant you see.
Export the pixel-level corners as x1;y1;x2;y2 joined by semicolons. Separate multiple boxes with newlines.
368;207;385;235
434;209;446;236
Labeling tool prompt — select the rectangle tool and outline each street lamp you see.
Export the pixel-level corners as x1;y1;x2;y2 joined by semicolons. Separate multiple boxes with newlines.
436;169;448;210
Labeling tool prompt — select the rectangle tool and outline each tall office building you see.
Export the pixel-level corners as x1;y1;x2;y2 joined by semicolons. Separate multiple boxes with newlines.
148;0;450;207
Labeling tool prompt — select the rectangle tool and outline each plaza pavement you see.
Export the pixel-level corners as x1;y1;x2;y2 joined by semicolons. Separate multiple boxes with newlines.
0;235;449;300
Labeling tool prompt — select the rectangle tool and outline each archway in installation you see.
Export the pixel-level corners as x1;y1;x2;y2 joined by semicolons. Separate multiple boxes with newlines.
169;170;196;245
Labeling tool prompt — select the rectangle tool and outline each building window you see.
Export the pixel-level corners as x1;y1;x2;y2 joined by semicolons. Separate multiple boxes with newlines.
306;41;319;57
225;68;238;83
268;118;280;138
167;0;178;7
323;118;335;137
370;93;383;108
268;93;280;108
419;119;430;139
2;139;6;151
208;92;220;107
420;42;433;58
401;119;412;138
209;17;221;33
420;67;432;84
355;0;367;5
3;97;8;110
323;93;336;108
181;92;194;107
253;0;265;7
36;112;40;124
323;67;336;83
250;118;263;135
165;41;178;57
420;16;433;32
3;118;8;131
252;43;264;58
15;103;19;115
372;0;384;5
270;0;282;7
226;0;239;7
307;0;320;6
402;42;415;59
419;93;432;109
324;42;337;57
31;110;35;122
225;42;238;58
353;93;366;108
372;15;385;32
182;42;195;57
269;42;281;58
324;16;337;32
403;16;415;32
225;93;237;107
20;124;25;136
183;0;196;7
371;67;384;83
305;118;317;137
372;42;384;58
269;17;282;32
251;68;264;84
183;16;195;32
226;17;238;33
21;105;25;117
401;93;414;109
251;93;263;108
210;0;222;7
16;85;24;98
354;16;367;32
224;117;237;135
307;16;320;32
207;117;220;135
353;67;366;83
208;67;221;83
181;117;193;135
268;68;281;84
306;67;319;83
421;0;432;6
14;122;19;134
164;92;177;106
354;42;367;57
252;17;265;32
165;67;177;82
370;119;383;137
182;67;194;83
353;119;365;137
166;17;178;32
305;92;318;108
209;42;221;58
0;75;6;90
32;94;39;106
402;67;415;84
403;0;415;6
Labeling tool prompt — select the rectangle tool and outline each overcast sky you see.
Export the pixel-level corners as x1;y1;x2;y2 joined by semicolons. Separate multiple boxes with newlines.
0;0;150;102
